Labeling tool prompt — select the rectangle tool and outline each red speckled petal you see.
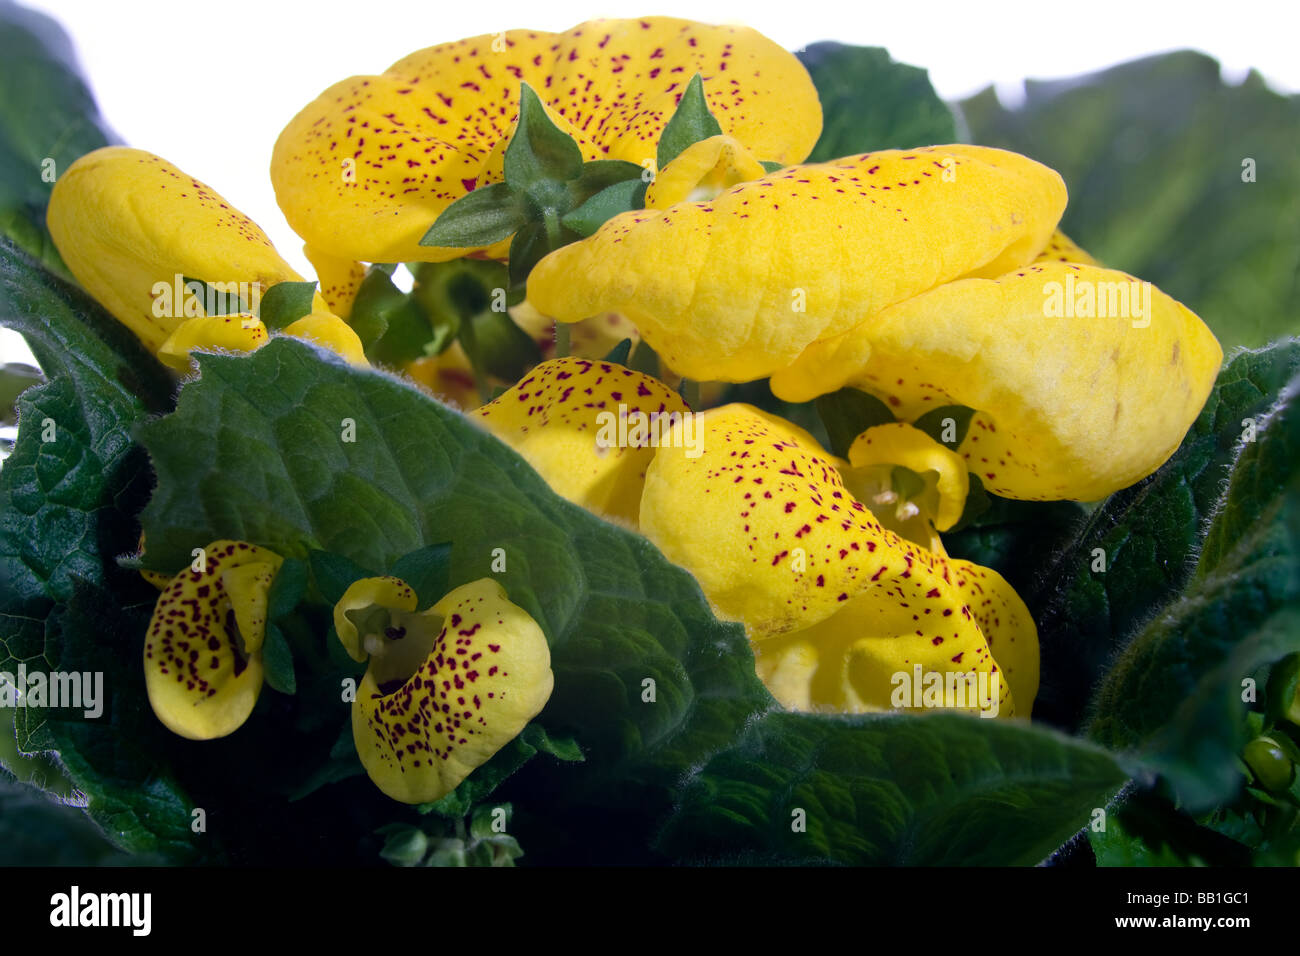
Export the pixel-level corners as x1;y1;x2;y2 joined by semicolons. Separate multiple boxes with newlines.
473;356;690;525
350;578;553;804
143;541;283;740
271;17;820;265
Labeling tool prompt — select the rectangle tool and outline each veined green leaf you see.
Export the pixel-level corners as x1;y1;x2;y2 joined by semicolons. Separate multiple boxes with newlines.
420;182;527;249
1088;360;1300;811
798;43;956;162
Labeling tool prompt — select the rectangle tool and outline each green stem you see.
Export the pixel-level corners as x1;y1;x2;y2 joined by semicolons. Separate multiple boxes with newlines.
554;321;571;358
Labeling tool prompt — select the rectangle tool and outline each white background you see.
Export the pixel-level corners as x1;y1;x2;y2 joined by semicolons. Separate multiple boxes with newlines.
3;0;1297;366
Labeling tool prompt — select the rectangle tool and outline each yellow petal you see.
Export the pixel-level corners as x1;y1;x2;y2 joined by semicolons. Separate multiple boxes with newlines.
334;576;419;663
510;301;641;362
1033;229;1098;266
282;312;369;366
845;422;969;532
644;134;766;209
143;541;283;740
271;17;820;265
948;557;1038;711
47;147;304;353
405;342;482;410
753;600;1014;717
639;403;933;634
347;577;554;804
304;244;367;319
156;314;268;371
527;145;1067;382
473;356;690;525
772;262;1223;500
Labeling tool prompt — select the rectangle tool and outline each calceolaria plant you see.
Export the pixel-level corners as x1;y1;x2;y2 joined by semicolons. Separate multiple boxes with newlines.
1;7;1298;868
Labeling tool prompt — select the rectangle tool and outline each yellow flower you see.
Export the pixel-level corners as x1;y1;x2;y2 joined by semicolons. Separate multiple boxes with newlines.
334;576;553;804
303;244;367;319
156;314;268;372
841;422;970;555
281;312;368;366
638;404;1036;717
47;147;306;353
526;145;1068;382
770;259;1223;500
643;134;767;208
143;541;283;740
47;146;370;368
472;356;690;525
405;343;482;410
271;16;822;265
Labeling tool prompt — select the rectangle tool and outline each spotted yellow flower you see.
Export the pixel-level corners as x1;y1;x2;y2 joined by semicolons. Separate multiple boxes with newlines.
143;541;283;740
472;356;690;525
46;146;366;367
639;405;1036;717
334;576;553;804
643;134;767;208
271;16;822;265
526;145;1068;382
770;259;1223;500
48;147;306;352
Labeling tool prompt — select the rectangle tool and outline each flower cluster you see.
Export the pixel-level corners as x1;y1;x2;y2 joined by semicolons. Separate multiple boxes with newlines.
45;16;1222;802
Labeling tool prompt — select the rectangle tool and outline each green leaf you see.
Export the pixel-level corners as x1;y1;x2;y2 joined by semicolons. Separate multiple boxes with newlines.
504;83;584;189
366;298;432;367
0;240;194;859
1090;787;1252;866
561;179;647;237
307;550;378;606
388;542;452;609
1028;342;1300;731
420;182;527;249
657;74;723;170
657;711;1126;865
602;338;633;366
814;386;895;458
566;159;645;203
945;473;994;534
0;3;117;276
347;266;403;349
258;279;318;331
267;556;308;622
261;622;297;695
961;52;1300;351
1087;360;1300;810
797;43;957;163
943;492;1084;579
180;276;248;316
0;773;151;865
759;160;783;173
286;720;363;801
911;404;976;450
136;339;1133;863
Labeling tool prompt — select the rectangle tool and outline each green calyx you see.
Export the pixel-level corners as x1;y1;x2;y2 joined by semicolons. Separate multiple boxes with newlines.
420;75;748;290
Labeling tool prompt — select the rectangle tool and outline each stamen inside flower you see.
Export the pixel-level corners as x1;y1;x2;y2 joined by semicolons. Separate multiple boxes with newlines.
837;423;971;555
843;462;950;553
